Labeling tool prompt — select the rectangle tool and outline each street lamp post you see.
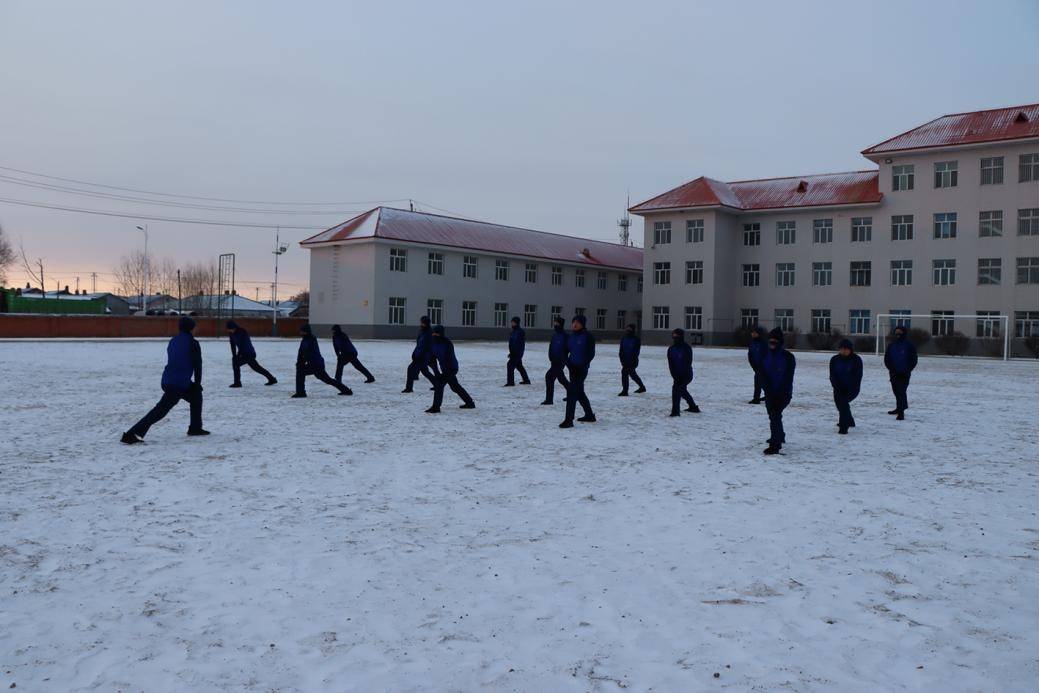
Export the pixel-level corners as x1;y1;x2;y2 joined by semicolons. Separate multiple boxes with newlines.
136;224;149;313
272;227;289;336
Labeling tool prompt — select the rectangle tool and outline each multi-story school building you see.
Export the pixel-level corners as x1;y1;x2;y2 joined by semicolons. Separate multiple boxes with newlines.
301;206;644;338
630;103;1039;351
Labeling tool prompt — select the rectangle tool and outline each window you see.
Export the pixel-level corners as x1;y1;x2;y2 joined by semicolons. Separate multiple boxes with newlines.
388;297;406;325
525;263;538;283
495;259;510;281
850;261;872;287
981;156;1004;185
551;266;563;286
742;263;760;287
684;306;703;331
462;301;477;327
933;259;956;286
979;210;1003;237
653;221;672;245
524;304;537;328
933;212;957;239
637;276;643;293
891;214;914;241
618;274;628;291
976;311;1001;338
934;161;958;188
551;305;563;323
851;217;872;243
891;260;913;286
849;309;871;335
1018;257;1039;284
575;269;586;288
616;310;626;330
888;310;912;330
743;222;761;246
685;260;703;285
595;308;607;330
463;255;478;279
774;308;794;332
775;262;795;286
653;262;671;285
813;218;833;244
892;164;914;191
1019;208;1039;236
931;310;954;336
427;252;444;275
740;308;759;328
575;307;586;316
1020;153;1039;182
493;302;508;327
686;219;704;243
1015;311;1039;337
777;221;796;245
389;248;407;272
652;305;670;330
812;261;832;287
426;298;443;325
597;271;608;290
978;258;1002;285
811;309;831;334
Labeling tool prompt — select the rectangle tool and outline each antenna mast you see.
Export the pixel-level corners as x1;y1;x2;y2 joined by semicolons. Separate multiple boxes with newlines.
617;194;632;246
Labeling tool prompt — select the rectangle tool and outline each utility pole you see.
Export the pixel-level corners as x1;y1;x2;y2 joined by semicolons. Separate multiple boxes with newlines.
177;269;182;313
272;227;289;336
90;272;98;293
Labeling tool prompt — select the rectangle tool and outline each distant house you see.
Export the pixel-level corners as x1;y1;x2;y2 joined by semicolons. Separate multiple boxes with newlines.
181;294;281;318
3;289;109;315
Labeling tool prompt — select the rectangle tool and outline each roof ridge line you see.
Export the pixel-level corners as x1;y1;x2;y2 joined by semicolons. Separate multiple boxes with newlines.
726;169;878;184
936;101;1039;118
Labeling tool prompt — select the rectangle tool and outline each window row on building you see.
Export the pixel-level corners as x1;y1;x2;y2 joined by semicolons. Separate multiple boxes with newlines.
386;297;639;330
890;153;1039;191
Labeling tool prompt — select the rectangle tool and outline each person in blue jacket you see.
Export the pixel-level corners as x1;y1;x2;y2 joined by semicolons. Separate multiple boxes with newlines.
426;324;476;413
747;325;767;404
541;316;570;405
560;314;596;428
667;328;700;416
505;317;531;386
761;327;795;455
121;316;208;443
226;320;277;388
883;324;918;420
331;324;375;385
829;338;863;434
402;316;440;393
293;324;351;398
617;324;647;396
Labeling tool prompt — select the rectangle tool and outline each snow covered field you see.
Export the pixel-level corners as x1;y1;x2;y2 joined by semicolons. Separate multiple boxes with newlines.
2;338;1038;692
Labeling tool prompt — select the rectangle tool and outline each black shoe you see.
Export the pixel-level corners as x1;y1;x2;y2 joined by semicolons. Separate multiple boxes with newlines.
429;386;436;391
577;414;596;423
669;411;680;418
291;393;307;398
425;407;441;414
459;402;476;409
838;426;848;435
540;400;553;406
749;398;761;405
504;383;515;387
887;409;899;415
266;378;277;386
365;377;376;384
339;389;353;396
618;391;629;397
229;383;242;389
686;405;700;413
521;380;531;385
121;432;142;445
849;421;856;428
401;388;413;394
896;412;905;421
763;445;781;455
635;387;647;394
559;419;574;429
187;429;210;436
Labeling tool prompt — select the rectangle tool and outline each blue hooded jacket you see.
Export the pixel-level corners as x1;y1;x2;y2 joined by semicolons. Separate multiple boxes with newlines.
548;324;568;364
331;325;357;359
161;317;201;389
761;328;795;404
227;322;256;359
567;325;595;370
829;339;863;400
884;331;918;376
667;331;693;382
508;323;526;359
431;326;458;375
412;324;434;364
619;332;641;367
747;332;767;370
297;325;324;368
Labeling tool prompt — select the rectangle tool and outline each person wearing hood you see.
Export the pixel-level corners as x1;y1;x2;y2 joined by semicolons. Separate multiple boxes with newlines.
883;324;918;420
617;324;646;397
402;316;440;393
667;328;700;416
226;320;277;388
560;314;596;428
761;327;795;455
293;324;351;398
747;325;767;404
121;316;208;443
331;324;375;385
541;315;570;405
829;338;863;434
505;316;531;386
426;324;476;413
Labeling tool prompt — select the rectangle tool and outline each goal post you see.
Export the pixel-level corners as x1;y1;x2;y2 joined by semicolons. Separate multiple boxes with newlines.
874;313;1010;361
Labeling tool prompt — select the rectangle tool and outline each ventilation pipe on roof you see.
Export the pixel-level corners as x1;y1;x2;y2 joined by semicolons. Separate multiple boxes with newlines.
1015;111;1029;123
581;248;591;258
797;180;809;193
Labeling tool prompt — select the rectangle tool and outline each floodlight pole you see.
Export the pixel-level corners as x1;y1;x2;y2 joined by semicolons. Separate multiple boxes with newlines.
137;224;149;313
272;227;289;336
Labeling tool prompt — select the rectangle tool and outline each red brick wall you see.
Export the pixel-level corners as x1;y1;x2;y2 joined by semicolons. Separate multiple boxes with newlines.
0;315;307;338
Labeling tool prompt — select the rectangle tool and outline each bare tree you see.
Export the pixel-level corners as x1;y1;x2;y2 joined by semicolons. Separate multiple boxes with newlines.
0;224;14;286
153;257;179;298
181;261;217;311
112;249;148;299
19;241;44;293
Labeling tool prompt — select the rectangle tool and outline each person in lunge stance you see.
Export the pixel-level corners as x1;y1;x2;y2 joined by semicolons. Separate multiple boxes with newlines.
426;324;476;413
121;316;208;443
747;324;767;404
667;328;700;416
293;324;351;398
541;315;569;405
761;328;795;455
884;324;917;420
560;314;595;428
505;316;531;386
402;316;440;393
829;338;863;434
226;320;277;388
618;323;646;396
331;324;375;385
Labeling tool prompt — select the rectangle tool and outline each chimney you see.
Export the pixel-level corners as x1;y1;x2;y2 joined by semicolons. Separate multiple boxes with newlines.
1016;111;1029;123
796;180;809;193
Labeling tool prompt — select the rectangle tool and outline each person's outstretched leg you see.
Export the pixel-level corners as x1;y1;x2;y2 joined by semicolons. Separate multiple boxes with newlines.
350;358;375;382
630;369;646;392
247;358;276;384
315;367;351;394
128;389;181;438
450;377;475;407
516;361;530;384
681;383;698;411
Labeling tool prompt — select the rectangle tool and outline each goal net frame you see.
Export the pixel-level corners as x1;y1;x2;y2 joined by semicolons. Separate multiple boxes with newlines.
874;313;1010;361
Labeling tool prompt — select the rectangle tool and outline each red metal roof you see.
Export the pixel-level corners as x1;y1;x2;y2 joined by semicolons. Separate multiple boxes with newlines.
862;103;1039;155
300;207;643;271
629;171;881;214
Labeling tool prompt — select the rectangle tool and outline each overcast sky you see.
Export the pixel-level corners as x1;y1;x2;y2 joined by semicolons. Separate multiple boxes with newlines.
1;0;1037;297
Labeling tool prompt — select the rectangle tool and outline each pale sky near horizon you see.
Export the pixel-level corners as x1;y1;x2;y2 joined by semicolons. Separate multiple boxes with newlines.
1;0;1037;296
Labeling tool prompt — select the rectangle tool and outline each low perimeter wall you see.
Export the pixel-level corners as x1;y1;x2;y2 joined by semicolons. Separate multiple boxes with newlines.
0;314;307;339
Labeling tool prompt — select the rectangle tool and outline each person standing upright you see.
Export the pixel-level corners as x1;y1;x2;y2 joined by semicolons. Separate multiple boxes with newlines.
761;328;795;455
331;324;375;385
427;324;476;413
504;316;531;386
293;324;351;398
747;325;767;404
883;324;918;420
402;316;440;393
829;338;863;434
541;315;570;405
121;316;208;443
667;328;700;416
617;323;646;396
560;314;596;428
226;320;277;388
